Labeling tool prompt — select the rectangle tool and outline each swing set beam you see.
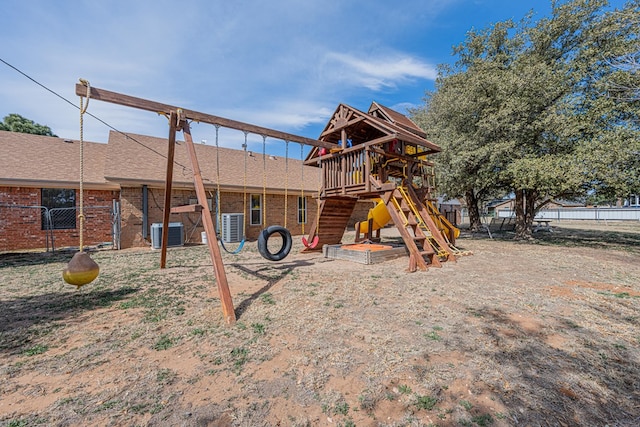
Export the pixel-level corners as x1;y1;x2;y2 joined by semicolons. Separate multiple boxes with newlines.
74;84;333;149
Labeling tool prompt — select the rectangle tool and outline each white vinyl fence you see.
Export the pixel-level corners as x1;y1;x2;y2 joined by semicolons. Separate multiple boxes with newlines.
497;207;640;221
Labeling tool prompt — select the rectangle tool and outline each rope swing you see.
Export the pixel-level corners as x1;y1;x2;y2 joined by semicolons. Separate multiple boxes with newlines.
62;79;100;288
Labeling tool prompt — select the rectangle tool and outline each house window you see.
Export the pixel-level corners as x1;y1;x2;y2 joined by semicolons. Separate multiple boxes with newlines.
250;194;262;225
297;196;307;224
42;188;76;230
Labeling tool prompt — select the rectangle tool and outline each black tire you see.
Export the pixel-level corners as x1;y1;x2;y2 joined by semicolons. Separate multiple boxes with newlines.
257;226;292;261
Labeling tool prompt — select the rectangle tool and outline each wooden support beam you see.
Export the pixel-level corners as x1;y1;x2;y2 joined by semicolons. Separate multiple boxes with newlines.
319;116;367;138
75;83;333;149
160;111;178;269
170;204;203;214
182;121;236;325
365;146;371;193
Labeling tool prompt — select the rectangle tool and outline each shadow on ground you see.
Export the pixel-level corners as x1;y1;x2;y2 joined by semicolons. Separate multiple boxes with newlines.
534;227;640;254
229;259;314;318
0;249;101;268
448;306;640;425
0;287;138;354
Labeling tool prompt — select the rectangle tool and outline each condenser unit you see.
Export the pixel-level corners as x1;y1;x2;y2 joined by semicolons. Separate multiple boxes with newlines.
150;222;184;249
221;213;244;243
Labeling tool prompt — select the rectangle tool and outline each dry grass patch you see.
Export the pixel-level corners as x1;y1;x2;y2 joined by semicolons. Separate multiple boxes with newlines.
1;221;639;426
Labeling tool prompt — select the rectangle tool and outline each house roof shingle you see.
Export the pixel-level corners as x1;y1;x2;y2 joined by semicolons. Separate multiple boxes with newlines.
104;131;319;193
0;130;116;189
2;101;431;194
0;130;320;194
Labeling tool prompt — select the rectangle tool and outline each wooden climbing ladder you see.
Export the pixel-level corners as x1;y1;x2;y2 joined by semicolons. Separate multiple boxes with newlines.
382;183;457;272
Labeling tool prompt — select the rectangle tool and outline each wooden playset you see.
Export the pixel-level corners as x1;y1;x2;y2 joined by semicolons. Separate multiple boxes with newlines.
300;102;462;272
66;81;462;324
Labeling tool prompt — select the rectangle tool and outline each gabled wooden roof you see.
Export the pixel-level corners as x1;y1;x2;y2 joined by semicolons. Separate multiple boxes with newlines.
317;102;440;153
368;101;427;139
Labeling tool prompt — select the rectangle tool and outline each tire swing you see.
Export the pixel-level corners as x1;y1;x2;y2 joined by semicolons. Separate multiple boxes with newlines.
256;136;293;261
258;225;292;262
214;126;246;254
62;79;100;288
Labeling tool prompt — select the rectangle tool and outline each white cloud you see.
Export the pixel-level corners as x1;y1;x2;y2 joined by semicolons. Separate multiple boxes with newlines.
322;52;438;91
0;0;457;145
389;102;420;115
221;101;333;130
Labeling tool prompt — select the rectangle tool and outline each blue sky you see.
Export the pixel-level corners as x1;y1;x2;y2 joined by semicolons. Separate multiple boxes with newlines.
0;1;622;156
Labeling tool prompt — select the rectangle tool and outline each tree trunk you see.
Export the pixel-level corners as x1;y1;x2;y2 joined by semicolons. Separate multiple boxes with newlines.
465;190;482;231
514;189;537;240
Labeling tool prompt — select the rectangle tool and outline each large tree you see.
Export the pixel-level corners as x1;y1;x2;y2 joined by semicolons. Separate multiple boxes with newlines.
412;19;526;230
0;113;57;136
412;0;639;238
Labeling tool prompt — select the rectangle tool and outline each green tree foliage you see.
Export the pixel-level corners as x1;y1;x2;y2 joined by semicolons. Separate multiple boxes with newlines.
412;0;639;238
0;113;57;136
411;19;526;230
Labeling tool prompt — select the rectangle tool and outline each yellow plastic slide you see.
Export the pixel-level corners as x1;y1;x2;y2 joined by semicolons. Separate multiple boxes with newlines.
426;200;460;241
357;200;391;234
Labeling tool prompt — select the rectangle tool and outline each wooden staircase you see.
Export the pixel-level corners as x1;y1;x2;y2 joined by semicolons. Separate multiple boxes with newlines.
301;195;357;252
383;185;457;272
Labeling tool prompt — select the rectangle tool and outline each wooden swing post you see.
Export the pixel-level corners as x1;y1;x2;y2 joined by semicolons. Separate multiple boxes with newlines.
159;110;177;270
180;118;236;325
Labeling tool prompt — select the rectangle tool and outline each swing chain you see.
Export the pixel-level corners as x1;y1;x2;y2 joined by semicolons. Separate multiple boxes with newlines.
262;135;267;228
284;140;289;229
300;143;305;234
214;124;222;233
242;131;248;238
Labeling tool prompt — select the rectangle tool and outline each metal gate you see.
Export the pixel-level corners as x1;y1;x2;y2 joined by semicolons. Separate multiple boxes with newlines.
0;203;120;252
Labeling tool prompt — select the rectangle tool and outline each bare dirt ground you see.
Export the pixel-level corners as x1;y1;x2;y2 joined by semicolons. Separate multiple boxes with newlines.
1;220;639;426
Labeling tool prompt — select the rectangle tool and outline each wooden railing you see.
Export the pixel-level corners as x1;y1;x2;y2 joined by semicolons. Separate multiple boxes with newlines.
313;144;371;196
307;142;436;197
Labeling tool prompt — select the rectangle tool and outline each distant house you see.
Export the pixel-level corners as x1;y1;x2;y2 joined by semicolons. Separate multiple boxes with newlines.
544;199;585;209
486;199;514;217
487;197;585;218
437;197;463;225
0;130;326;252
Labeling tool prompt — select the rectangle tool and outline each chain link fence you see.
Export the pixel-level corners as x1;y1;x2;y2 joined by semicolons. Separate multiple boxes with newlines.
1;204;120;252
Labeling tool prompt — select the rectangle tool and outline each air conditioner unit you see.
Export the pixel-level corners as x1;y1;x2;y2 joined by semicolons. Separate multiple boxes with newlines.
221;213;244;243
150;222;184;249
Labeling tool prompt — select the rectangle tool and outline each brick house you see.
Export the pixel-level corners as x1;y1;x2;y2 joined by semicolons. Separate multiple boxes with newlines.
0;129;370;252
104;130;328;249
0;131;118;251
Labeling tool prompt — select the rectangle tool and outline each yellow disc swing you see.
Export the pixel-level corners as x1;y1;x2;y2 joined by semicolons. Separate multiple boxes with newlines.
62;79;99;288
